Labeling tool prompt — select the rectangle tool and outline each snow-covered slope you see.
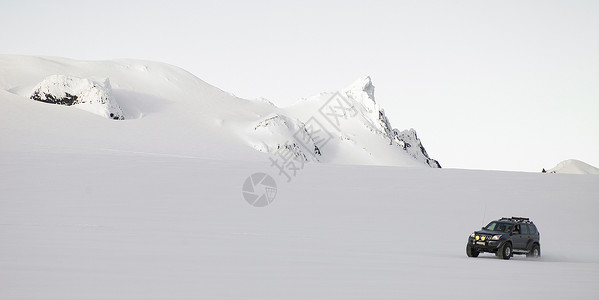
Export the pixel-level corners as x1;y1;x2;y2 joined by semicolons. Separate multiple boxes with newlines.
0;55;438;168
1;55;598;299
0;55;274;161
547;159;599;175
1;151;598;299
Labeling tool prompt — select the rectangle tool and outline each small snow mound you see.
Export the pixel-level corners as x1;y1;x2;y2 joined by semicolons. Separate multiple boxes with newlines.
30;75;124;120
254;114;290;130
546;159;599;175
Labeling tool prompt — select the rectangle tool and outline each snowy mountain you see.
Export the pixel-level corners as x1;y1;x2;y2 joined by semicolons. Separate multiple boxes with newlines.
546;159;599;175
0;55;438;168
244;76;441;167
1;55;599;300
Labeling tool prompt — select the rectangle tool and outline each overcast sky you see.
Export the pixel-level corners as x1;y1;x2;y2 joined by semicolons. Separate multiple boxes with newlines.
2;0;598;171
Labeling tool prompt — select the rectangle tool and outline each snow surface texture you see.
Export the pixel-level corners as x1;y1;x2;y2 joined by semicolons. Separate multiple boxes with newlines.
30;75;124;120
1;152;598;299
0;55;437;168
547;159;599;175
1;55;598;299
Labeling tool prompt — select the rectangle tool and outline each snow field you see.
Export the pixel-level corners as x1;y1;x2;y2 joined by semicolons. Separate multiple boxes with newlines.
1;150;597;299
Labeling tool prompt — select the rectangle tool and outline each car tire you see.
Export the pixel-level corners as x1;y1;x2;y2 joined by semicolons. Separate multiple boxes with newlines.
498;242;512;260
466;244;479;257
526;243;541;258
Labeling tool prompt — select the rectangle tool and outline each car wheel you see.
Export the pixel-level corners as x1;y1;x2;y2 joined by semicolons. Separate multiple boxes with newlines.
527;244;541;258
498;242;512;260
466;244;479;257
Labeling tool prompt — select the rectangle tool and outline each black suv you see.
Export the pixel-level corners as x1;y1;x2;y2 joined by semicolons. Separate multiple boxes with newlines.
466;217;540;260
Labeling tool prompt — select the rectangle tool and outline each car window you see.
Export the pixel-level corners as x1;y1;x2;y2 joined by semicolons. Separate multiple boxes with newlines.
521;224;530;234
485;222;513;232
529;224;537;234
485;222;497;231
514;224;521;234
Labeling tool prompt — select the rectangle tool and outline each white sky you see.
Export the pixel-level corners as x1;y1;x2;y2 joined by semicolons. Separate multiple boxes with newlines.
2;0;598;171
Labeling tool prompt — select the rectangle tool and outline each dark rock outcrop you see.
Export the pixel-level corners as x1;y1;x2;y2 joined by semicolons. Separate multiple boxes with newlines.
29;75;124;120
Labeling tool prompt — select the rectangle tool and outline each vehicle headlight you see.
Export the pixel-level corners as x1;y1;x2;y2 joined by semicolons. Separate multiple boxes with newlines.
475;235;480;240
471;233;475;238
492;235;501;240
481;236;486;241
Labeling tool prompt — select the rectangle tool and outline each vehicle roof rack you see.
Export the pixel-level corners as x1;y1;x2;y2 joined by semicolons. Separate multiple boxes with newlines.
500;217;531;223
